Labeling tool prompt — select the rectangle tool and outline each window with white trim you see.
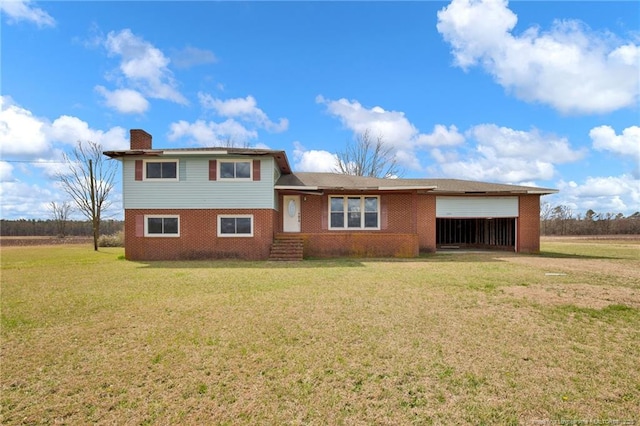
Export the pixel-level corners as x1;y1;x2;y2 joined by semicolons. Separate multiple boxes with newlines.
219;160;251;180
144;159;178;180
329;196;379;230
145;215;180;237
218;215;253;237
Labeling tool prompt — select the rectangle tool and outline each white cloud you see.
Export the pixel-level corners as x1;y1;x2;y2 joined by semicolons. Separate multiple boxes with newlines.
199;93;288;133
553;175;640;215
416;124;465;147
0;181;55;219
103;29;187;106
434;124;584;184
95;86;149;114
0;98;127;219
441;157;556;183
0;161;15;182
316;95;417;148
590;125;640;172
469;124;584;163
47;116;129;151
167;119;258;147
0;96;129;160
170;46;217;69
316;95;464;171
0;96;49;156
437;0;639;114
0;0;55;28
292;142;337;172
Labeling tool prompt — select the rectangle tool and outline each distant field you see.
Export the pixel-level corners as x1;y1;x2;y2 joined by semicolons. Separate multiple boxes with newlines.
1;237;639;425
0;236;93;246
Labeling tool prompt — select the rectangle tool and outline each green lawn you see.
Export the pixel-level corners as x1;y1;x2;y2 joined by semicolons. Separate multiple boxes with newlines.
1;239;639;425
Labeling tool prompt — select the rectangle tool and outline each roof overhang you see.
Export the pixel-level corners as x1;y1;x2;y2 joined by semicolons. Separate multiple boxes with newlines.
527;189;559;195
103;149;163;158
103;148;292;174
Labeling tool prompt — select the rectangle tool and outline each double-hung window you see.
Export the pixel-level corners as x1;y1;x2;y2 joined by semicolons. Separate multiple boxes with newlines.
329;196;379;230
144;159;178;180
218;215;253;237
219;160;251;180
145;215;180;237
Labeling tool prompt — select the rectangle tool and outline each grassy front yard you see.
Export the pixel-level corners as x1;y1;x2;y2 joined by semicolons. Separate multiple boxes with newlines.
1;238;639;424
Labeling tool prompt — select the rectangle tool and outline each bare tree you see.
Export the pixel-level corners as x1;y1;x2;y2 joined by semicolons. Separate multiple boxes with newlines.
551;204;573;235
334;129;403;178
49;201;73;238
540;201;553;235
56;141;118;251
221;136;250;149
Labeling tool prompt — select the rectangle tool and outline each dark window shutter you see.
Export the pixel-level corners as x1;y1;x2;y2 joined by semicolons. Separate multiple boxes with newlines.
135;160;143;181
253;159;261;181
209;160;217;181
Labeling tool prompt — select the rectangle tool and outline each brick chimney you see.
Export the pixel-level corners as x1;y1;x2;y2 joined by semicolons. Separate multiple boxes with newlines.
130;129;152;150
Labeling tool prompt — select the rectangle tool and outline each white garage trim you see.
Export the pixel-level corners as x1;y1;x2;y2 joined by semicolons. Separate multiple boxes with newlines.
436;196;518;218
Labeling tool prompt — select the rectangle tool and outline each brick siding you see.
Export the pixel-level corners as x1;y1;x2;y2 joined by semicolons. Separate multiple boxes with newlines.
416;194;437;253
124;209;276;260
278;191;420;258
123;194;543;260
130;129;152;150
517;195;541;253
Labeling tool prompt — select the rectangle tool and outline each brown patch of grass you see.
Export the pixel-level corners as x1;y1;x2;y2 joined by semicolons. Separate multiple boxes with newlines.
1;240;639;424
503;283;640;309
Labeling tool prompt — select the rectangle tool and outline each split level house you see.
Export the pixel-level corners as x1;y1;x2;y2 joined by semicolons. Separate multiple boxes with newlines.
104;129;558;261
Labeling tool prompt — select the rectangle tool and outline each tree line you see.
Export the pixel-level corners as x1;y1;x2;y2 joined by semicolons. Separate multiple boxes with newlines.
0;219;123;238
541;203;640;235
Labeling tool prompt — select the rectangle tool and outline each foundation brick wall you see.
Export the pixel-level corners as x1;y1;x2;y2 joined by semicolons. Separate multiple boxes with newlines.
301;233;419;258
124;209;276;260
518;195;541;253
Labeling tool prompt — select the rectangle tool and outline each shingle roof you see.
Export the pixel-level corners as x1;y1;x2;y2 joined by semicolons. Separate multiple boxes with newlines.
103;147;292;174
275;172;557;194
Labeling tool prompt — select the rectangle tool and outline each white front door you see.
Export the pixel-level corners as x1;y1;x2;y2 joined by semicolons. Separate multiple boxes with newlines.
283;195;301;232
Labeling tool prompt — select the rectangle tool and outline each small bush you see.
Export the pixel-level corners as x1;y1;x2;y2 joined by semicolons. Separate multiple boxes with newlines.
98;231;124;247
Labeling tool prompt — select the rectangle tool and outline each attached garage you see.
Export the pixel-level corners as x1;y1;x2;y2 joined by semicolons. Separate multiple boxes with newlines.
436;196;518;251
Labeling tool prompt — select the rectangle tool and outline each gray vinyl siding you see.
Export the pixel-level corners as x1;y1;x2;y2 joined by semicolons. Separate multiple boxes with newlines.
122;156;276;209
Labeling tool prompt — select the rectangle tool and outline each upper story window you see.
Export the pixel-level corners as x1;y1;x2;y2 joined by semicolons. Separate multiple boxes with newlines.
329;196;379;230
219;160;252;180
144;159;178;181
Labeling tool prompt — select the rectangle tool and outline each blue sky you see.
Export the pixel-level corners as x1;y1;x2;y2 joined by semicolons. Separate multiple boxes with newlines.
1;0;638;220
